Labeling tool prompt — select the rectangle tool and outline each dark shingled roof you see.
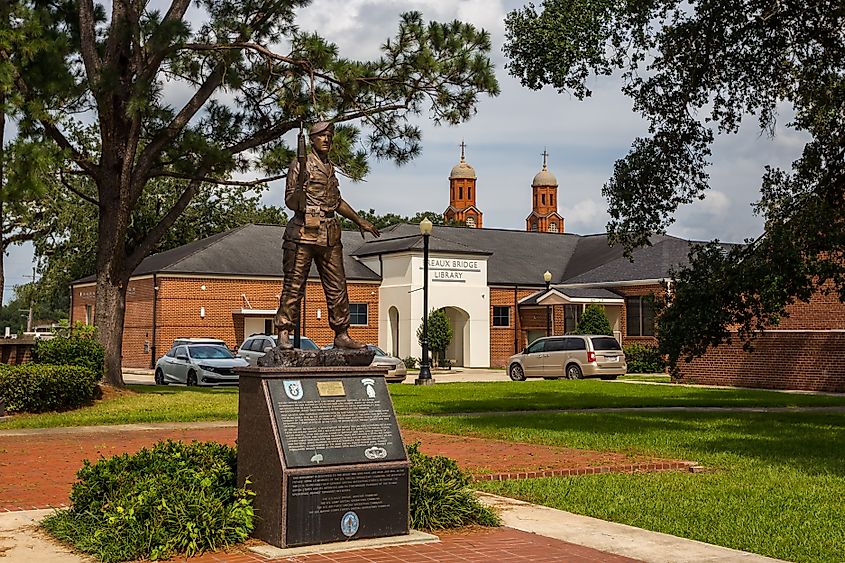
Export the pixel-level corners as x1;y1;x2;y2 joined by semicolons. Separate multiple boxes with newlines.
73;223;718;287
73;224;381;283
350;233;489;257
562;237;695;284
367;224;582;286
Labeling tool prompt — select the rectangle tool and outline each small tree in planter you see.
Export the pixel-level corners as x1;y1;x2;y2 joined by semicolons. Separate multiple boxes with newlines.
417;309;453;368
574;304;613;336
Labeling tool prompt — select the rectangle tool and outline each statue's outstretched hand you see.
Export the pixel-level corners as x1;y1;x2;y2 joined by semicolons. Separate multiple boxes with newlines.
358;219;380;239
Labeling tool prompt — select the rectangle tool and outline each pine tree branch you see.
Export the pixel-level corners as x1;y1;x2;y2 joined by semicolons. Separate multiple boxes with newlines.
150;170;286;186
59;170;100;206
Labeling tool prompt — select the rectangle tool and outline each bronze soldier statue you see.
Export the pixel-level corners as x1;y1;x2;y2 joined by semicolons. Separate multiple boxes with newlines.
275;121;380;349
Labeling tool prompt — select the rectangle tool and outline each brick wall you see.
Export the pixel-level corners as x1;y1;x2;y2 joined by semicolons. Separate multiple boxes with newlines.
676;331;845;392
72;275;379;369
489;287;539;368
71;278;154;367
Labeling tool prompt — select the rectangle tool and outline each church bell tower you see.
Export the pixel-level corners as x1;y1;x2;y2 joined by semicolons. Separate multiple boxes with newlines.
444;142;483;228
526;149;564;233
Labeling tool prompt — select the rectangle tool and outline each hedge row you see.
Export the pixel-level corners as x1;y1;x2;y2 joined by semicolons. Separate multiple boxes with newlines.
623;343;667;373
34;330;105;381
0;364;99;413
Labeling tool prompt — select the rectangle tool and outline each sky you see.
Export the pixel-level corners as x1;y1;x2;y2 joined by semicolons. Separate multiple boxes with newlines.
3;0;804;303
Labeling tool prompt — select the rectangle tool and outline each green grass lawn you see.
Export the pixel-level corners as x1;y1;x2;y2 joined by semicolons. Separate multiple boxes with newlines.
387;379;845;414
398;411;845;563
1;385;240;428
3;379;845;429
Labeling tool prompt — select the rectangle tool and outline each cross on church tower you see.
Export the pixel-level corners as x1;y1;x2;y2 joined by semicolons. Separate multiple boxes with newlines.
541;148;549;170
460;140;467;162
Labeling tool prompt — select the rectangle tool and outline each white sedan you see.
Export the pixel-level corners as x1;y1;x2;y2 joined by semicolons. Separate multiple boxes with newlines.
154;344;248;386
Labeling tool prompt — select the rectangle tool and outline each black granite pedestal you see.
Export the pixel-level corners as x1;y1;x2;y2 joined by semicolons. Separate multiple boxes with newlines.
237;366;410;548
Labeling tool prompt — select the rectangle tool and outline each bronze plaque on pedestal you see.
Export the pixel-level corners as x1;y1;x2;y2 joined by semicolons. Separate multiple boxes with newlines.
237;366;409;548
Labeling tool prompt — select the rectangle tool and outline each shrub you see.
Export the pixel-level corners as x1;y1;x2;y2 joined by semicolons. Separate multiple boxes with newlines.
0;364;98;413
624;343;667;373
42;440;254;562
402;356;418;369
574;304;613;335
417;308;453;365
408;442;500;530
34;322;105;380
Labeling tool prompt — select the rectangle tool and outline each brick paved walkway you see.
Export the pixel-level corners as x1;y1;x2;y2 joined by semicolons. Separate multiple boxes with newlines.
0;424;662;561
167;528;639;562
0;424;691;512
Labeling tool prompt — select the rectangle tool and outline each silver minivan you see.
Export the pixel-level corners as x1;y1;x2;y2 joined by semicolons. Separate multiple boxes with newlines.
507;335;627;381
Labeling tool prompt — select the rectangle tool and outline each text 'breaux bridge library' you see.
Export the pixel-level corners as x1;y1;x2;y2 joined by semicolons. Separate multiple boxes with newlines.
70;149;845;392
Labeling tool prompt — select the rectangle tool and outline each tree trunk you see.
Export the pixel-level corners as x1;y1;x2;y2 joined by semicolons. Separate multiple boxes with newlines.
96;270;129;387
0;98;5;307
94;183;132;387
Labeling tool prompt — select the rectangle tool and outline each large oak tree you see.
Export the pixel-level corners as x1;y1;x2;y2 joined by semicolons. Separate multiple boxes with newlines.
505;0;844;371
3;1;498;385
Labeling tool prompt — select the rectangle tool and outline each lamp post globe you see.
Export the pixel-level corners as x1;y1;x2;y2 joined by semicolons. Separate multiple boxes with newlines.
416;218;435;385
543;270;552;336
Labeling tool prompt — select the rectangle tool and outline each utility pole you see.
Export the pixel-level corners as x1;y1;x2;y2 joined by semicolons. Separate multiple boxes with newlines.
24;266;35;333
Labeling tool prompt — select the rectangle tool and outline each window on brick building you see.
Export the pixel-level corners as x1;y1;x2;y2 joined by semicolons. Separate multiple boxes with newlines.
548;222;558;233
542;193;546;205
564;304;583;333
493;306;510;327
459;186;463;199
466;216;476;228
626;296;655;336
85;304;93;325
468;187;472;199
350;303;368;326
531;222;538;231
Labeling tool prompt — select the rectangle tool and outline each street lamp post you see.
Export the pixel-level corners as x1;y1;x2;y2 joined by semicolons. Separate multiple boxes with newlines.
543;270;552;337
415;218;435;385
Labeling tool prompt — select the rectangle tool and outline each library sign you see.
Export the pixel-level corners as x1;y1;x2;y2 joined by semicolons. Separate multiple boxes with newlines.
427;257;483;284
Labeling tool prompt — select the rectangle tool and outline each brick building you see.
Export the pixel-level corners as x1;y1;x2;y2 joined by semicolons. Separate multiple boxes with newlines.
70;223;695;369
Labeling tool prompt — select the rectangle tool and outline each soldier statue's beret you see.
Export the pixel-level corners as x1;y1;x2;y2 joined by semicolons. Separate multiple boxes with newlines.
309;121;335;136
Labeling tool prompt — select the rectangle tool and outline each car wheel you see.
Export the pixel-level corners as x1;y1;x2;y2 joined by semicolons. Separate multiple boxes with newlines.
154;368;168;385
509;363;526;381
187;370;198;387
566;364;583;380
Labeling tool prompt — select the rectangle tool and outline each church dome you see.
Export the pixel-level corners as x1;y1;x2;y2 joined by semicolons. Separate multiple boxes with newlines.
532;152;558;186
450;142;477;179
450;160;476;179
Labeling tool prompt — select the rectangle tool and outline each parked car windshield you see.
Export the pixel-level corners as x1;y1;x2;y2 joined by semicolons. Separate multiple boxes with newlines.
188;345;235;359
590;337;622;351
369;345;389;357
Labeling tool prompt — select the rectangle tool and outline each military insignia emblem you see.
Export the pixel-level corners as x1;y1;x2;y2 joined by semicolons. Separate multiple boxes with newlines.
283;380;304;401
364;446;387;460
361;378;376;398
340;511;359;537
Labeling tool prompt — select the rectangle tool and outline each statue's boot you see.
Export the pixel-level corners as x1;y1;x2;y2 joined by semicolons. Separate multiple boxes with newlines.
276;329;293;349
334;331;366;349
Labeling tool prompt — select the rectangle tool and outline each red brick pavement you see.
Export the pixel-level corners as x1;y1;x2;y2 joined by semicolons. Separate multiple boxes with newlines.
0;425;690;512
0;425;657;562
168;527;639;562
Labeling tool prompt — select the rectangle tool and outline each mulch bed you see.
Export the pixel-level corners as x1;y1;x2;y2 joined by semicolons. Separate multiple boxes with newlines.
0;425;692;511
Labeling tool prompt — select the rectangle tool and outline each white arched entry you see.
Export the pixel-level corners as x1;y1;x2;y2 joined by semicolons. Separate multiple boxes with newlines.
388;306;400;357
443;306;470;367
